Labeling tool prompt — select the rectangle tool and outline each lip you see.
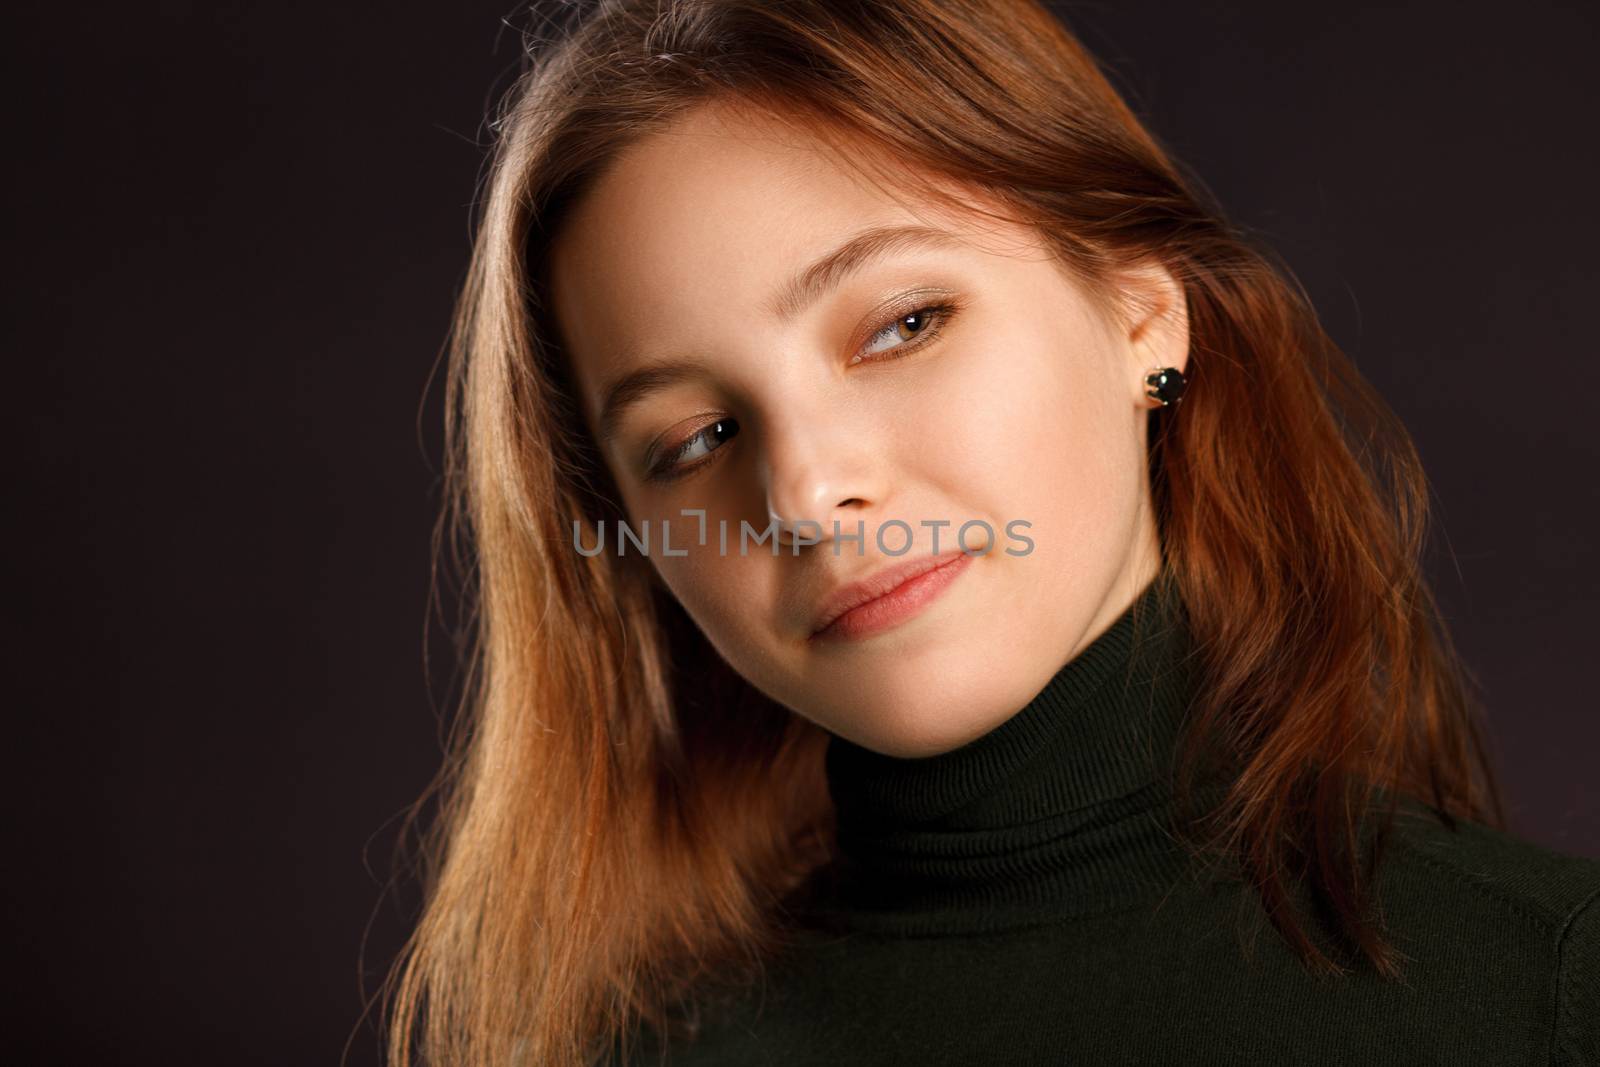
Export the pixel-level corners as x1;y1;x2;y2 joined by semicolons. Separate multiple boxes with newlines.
809;551;974;642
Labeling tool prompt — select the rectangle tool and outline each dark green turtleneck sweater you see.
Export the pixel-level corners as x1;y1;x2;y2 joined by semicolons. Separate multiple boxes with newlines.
612;575;1600;1065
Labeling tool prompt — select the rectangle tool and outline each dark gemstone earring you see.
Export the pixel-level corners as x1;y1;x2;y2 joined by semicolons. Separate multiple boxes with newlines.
1144;366;1187;407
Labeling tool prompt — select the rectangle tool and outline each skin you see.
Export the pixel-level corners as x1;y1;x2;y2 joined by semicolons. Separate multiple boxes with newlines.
548;100;1189;759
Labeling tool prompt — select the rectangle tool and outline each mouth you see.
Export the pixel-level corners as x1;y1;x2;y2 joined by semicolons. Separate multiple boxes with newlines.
809;550;974;643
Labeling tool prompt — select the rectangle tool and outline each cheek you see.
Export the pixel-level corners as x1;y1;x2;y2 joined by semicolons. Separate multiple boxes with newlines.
905;320;1133;567
906;322;1104;488
652;548;782;670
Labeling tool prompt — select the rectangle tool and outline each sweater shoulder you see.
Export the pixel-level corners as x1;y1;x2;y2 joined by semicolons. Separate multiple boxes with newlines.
1554;884;1600;1067
1379;801;1600;929
1377;802;1600;1066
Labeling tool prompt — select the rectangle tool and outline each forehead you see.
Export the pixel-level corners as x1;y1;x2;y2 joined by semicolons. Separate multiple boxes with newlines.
545;102;1029;408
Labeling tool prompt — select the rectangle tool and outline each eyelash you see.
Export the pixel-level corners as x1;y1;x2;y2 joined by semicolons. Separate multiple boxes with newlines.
643;298;964;485
851;298;963;366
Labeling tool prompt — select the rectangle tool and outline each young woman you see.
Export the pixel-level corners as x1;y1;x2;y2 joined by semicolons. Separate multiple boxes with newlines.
385;1;1600;1064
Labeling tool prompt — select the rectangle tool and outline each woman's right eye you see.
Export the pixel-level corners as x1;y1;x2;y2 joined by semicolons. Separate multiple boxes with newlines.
646;416;740;484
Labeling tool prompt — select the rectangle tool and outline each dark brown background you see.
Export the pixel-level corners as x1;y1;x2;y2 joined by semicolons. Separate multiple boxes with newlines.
7;1;1596;1063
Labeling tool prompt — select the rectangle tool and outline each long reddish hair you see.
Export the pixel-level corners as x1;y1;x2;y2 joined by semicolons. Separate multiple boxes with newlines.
383;1;1506;1063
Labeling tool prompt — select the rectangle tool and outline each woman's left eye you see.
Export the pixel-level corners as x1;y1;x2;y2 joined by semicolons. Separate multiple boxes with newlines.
850;301;961;365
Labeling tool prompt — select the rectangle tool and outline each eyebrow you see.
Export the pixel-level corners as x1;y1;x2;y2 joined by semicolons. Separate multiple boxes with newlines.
594;224;966;444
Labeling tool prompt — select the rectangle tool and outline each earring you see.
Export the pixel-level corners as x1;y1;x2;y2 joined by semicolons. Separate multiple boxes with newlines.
1144;366;1187;407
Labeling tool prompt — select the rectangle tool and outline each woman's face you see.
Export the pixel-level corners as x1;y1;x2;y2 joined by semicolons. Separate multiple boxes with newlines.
548;101;1188;758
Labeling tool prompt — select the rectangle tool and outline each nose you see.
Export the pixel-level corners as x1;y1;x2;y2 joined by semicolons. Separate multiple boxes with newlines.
761;413;883;549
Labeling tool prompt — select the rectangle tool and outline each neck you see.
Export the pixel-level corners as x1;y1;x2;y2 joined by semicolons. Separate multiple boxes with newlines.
809;569;1209;935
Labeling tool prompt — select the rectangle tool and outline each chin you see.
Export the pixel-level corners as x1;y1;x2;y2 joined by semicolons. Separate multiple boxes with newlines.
814;660;1019;758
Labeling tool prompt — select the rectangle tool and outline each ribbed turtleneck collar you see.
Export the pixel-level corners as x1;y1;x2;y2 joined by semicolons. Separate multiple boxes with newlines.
810;569;1207;936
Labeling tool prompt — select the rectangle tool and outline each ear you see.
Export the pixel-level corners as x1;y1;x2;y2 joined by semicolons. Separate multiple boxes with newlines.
1110;258;1189;405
